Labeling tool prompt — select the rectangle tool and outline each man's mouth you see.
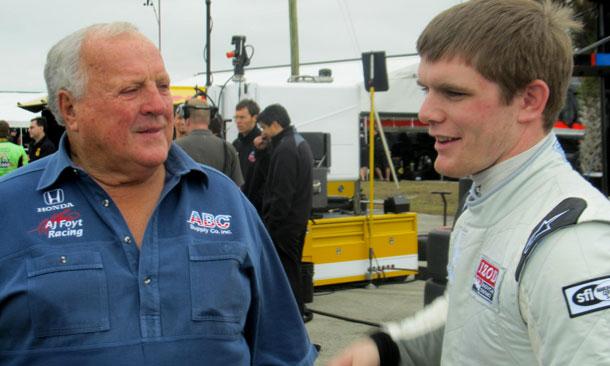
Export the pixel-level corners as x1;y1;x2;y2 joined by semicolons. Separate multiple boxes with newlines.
436;136;460;144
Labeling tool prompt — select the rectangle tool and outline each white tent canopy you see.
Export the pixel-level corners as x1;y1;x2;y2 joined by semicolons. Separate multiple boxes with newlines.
0;92;45;128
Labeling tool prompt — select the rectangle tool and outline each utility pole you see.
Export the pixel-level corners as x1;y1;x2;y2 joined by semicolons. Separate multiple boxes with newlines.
205;0;212;86
143;0;161;52
288;0;300;81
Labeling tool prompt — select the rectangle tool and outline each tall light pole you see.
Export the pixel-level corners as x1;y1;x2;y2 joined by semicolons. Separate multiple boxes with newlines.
143;0;161;52
288;0;300;81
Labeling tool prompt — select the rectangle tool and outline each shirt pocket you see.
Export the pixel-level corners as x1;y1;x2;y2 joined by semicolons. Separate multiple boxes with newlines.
188;242;250;323
26;251;110;338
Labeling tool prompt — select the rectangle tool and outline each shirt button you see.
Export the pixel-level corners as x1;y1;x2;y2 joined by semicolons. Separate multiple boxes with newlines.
102;199;110;207
59;255;67;264
123;236;132;244
143;277;152;285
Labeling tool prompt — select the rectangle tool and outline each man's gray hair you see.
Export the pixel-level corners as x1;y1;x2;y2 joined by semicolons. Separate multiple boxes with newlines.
44;22;141;125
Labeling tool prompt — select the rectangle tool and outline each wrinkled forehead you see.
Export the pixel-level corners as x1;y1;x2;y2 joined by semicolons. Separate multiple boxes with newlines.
81;32;163;74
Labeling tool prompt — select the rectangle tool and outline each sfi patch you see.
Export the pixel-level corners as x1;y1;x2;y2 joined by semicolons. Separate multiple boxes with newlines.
472;256;502;305
563;275;610;318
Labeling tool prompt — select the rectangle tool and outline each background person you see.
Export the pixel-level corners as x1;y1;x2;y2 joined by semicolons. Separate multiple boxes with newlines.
232;99;269;212
27;116;57;161
175;98;244;186
173;105;188;139
0;120;28;176
232;99;261;179
329;1;610;365
0;22;316;365
258;104;314;322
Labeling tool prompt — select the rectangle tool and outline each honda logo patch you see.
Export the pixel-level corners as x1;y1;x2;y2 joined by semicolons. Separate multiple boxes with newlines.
563;275;610;318
43;189;65;205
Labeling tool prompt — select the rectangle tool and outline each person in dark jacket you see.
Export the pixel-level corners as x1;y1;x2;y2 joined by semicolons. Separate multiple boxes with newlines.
232;99;260;179
27;116;57;161
259;104;313;320
232;99;268;212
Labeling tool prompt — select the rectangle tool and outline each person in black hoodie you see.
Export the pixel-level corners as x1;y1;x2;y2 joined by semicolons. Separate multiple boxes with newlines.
258;104;313;321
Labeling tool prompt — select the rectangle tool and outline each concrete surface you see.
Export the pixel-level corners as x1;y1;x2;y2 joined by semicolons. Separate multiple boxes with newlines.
305;213;451;365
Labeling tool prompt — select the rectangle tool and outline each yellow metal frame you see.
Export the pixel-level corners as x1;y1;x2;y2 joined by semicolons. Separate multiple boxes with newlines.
327;180;357;198
303;212;418;286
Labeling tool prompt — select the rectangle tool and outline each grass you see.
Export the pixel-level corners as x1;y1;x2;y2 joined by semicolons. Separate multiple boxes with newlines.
360;180;460;216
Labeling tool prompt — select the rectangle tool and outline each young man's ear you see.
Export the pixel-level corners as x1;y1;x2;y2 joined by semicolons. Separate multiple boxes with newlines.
517;79;549;124
57;90;79;131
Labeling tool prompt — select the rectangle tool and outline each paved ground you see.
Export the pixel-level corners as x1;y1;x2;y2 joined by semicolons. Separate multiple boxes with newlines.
305;213;451;365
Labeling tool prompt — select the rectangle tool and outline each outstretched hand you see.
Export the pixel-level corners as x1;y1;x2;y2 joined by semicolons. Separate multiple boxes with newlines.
326;338;381;366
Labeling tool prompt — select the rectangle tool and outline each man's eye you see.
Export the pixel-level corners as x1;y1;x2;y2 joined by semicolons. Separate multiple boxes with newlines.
444;90;466;98
121;87;138;95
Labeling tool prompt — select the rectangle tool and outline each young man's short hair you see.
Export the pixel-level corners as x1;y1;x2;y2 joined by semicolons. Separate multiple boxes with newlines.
257;104;291;128
31;116;47;130
235;99;260;117
417;0;581;131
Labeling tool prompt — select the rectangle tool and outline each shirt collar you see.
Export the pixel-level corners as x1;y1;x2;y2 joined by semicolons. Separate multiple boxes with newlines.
37;134;208;191
239;127;260;142
466;133;555;205
271;125;294;146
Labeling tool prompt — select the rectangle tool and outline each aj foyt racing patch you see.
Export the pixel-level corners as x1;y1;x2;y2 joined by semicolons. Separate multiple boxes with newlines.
563;275;610;318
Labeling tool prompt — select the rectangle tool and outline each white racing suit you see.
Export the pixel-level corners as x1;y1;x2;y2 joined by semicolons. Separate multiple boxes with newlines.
383;134;610;365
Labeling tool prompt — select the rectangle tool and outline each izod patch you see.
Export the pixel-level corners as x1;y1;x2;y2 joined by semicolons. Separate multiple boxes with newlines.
472;257;501;305
563;275;610;318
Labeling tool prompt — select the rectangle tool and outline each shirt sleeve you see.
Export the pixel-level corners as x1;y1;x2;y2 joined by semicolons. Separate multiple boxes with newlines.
227;143;244;186
244;206;317;365
381;294;447;366
519;222;610;365
20;147;28;166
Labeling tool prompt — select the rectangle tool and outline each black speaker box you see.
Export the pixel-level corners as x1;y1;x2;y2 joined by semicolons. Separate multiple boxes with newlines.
384;195;410;214
362;51;389;92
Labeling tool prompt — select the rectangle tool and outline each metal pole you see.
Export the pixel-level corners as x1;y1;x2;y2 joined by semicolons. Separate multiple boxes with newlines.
205;0;212;87
600;2;610;195
288;0;300;79
158;0;161;52
367;86;376;288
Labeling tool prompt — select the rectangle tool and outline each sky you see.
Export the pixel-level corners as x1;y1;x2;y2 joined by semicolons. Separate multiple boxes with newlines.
0;0;460;93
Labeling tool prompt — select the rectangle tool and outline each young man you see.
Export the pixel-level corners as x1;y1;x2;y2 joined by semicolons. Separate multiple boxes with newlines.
330;1;610;365
175;98;244;185
232;99;261;179
0;120;28;176
27;116;57;161
232;99;268;212
0;22;316;365
258;104;313;321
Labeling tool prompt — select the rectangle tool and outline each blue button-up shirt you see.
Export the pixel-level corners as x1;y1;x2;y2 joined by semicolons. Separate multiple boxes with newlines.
0;136;317;365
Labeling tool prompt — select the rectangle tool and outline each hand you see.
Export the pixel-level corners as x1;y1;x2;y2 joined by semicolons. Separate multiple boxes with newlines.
326;338;381;366
253;135;268;150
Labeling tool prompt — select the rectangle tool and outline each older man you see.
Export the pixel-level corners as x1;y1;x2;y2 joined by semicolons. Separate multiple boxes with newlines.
0;22;316;365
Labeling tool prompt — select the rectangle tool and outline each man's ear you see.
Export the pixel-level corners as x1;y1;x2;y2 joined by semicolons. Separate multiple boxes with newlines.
517;79;549;124
57;90;79;131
